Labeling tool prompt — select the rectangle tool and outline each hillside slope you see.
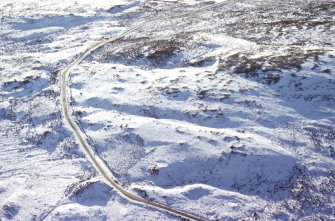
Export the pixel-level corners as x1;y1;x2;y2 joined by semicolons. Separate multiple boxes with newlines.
1;0;334;220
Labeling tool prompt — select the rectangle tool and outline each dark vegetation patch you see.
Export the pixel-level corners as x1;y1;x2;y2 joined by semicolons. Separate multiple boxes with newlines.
289;167;335;217
148;165;159;176
88;34;192;68
211;0;335;45
218;49;329;84
303;124;335;158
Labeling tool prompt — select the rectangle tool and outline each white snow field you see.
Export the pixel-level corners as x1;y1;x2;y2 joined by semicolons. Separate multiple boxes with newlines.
1;0;335;220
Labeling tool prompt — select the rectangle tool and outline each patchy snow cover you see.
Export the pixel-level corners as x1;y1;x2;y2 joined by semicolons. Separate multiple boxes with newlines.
1;0;335;220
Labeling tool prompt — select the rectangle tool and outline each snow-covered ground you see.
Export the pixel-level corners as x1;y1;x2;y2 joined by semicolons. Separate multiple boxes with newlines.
1;0;335;220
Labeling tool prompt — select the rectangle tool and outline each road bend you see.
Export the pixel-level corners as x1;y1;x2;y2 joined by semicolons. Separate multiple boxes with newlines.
60;2;228;221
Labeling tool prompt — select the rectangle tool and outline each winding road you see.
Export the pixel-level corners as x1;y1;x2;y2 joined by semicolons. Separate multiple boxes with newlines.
60;2;227;221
